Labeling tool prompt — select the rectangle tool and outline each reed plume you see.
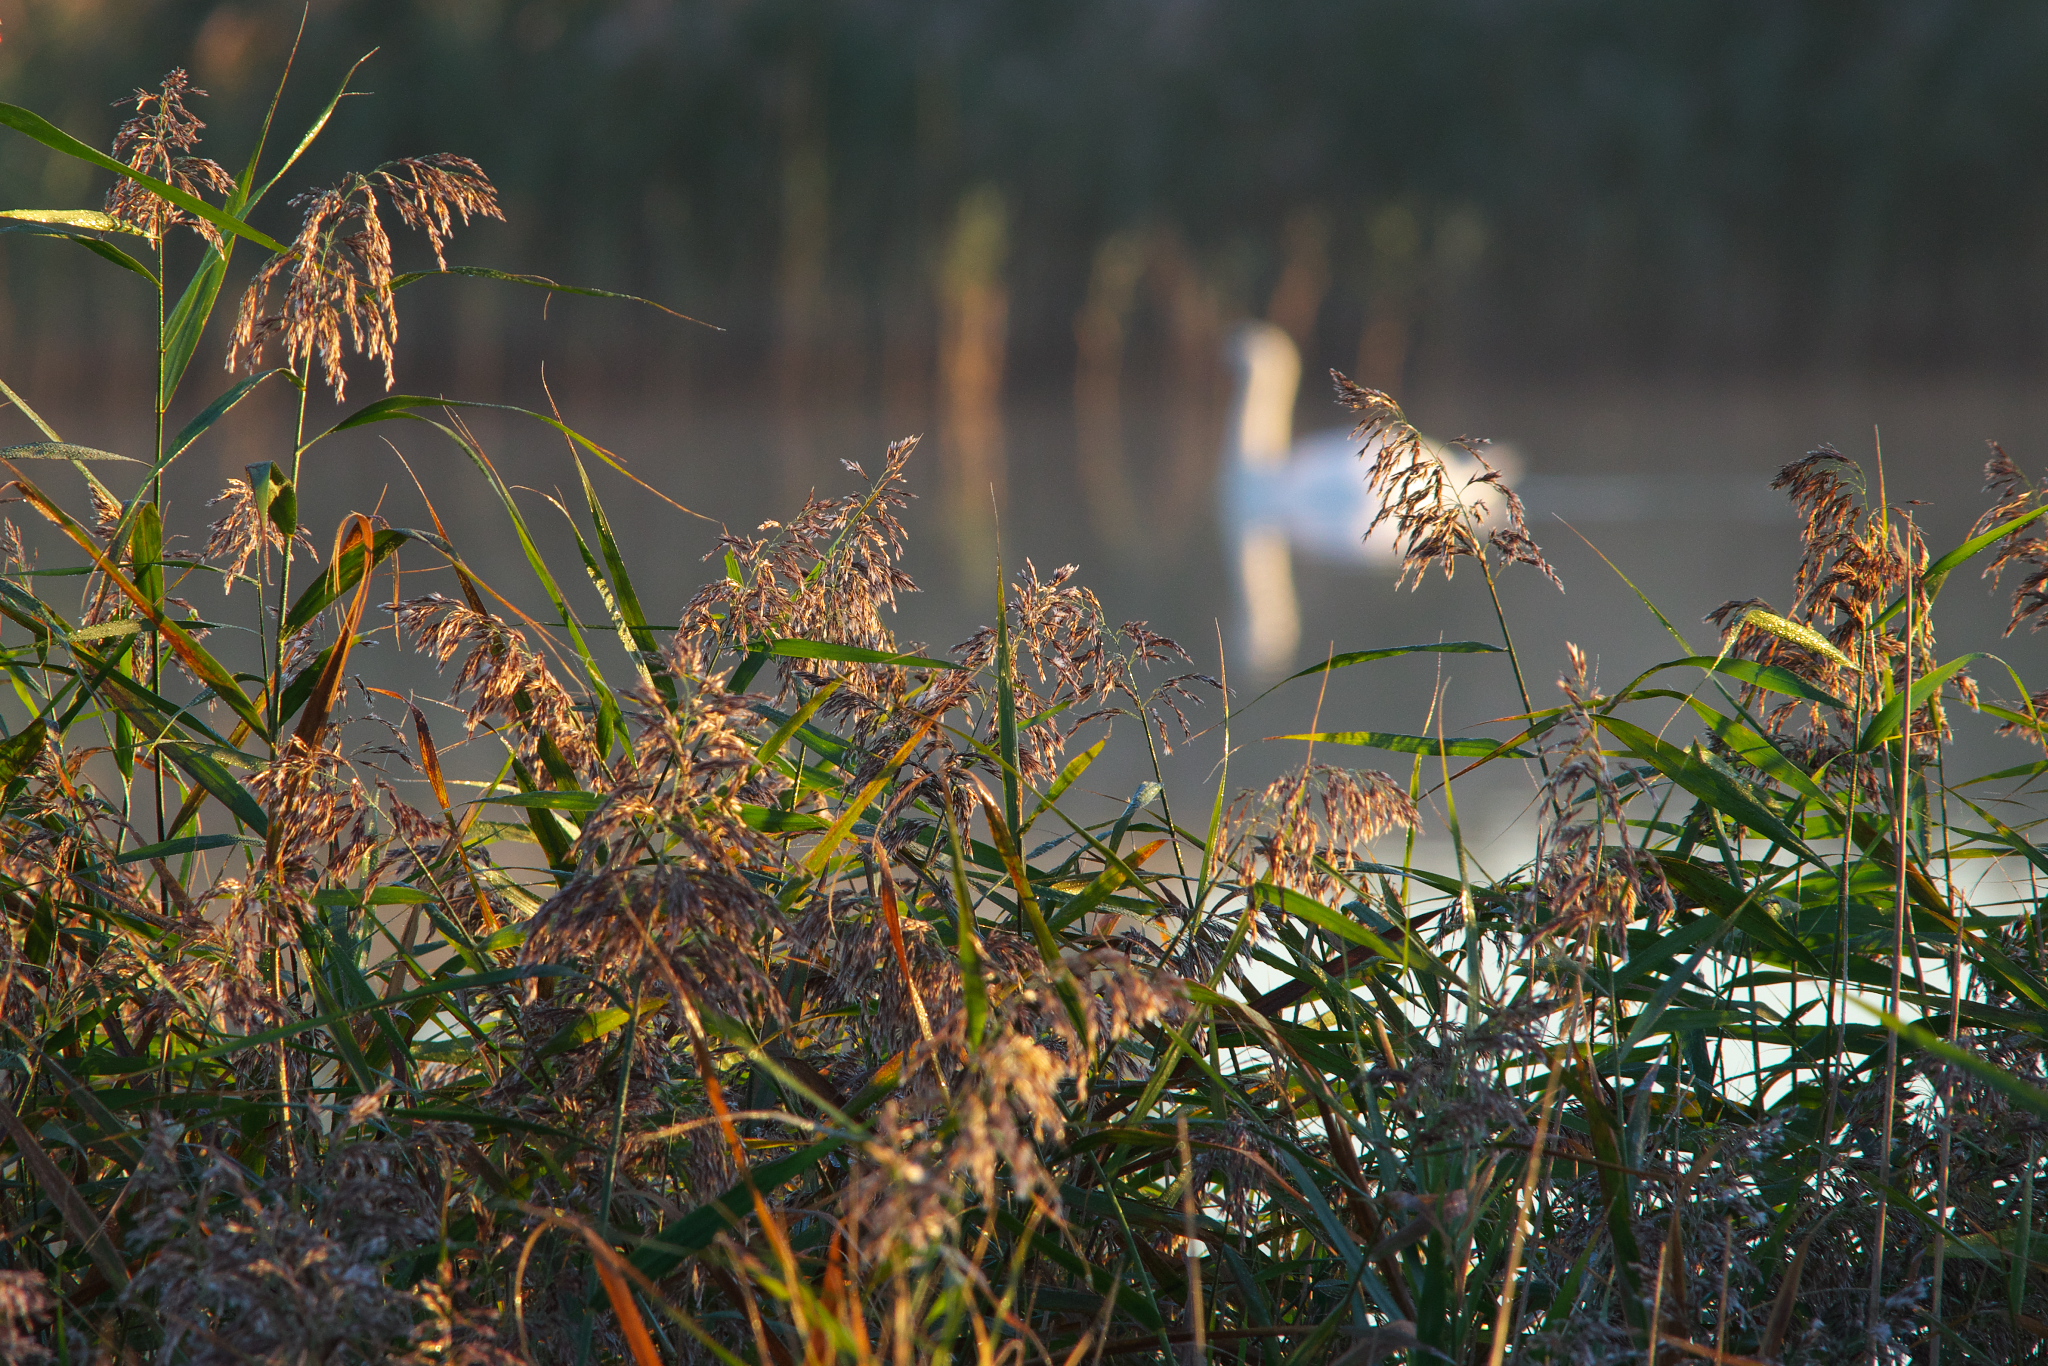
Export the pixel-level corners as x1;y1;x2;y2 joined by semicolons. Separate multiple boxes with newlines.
104;70;234;248
227;156;500;400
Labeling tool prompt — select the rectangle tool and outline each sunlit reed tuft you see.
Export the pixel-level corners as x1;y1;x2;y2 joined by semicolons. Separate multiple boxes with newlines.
105;70;235;248
227;156;500;400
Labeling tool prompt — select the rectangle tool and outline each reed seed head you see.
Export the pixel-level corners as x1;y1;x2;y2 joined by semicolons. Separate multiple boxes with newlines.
0;1271;53;1364
1334;371;1556;590
105;69;234;248
394;592;592;776
227;156;501;400
204;476;308;594
1975;442;2048;634
1228;761;1417;902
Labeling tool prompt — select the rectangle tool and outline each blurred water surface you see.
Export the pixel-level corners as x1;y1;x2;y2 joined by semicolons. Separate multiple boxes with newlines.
18;363;2048;875
4;0;2047;862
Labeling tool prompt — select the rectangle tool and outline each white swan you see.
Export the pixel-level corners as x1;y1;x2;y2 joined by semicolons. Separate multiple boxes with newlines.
1219;321;1510;673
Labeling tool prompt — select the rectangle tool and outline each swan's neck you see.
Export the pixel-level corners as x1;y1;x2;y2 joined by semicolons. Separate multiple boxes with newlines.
1227;325;1301;470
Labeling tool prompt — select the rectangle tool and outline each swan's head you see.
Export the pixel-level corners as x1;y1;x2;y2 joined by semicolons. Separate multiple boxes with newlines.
1225;320;1301;469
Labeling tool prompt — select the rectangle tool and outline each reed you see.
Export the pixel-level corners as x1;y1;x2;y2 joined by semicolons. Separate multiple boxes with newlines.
4;55;2048;1366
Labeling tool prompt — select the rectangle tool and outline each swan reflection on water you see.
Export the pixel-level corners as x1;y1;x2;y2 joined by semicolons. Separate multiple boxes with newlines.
1219;322;1510;675
1217;321;1791;675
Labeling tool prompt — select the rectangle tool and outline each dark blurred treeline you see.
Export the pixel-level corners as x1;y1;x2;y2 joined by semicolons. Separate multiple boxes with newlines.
3;0;2048;404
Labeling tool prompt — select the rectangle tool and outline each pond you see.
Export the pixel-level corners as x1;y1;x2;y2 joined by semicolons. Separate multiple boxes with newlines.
19;354;2048;876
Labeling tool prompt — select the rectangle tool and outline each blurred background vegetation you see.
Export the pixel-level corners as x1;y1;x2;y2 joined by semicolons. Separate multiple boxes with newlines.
5;0;2048;405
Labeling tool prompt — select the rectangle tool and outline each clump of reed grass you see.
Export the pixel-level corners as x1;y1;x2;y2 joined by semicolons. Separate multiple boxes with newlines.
9;50;2048;1366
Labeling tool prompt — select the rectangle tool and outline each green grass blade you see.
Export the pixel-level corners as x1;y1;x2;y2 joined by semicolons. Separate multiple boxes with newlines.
160;740;266;834
1045;856;1137;931
0;104;285;253
1281;641;1502;681
1253;880;1459;982
997;578;1022;845
725;647;770;693
433;425;610;695
766;638;962;670
8;468;264;733
0;226;158;284
1618;654;1848;710
755;681;841;771
250;52;375;210
629;1138;850;1278
980;799;1088;1043
113;833;242;864
1023;736;1104;835
132;502;163;610
946;799;990;1049
1877;502;2048;628
1653;855;1824;973
1857;653;1987;750
0;208;142;234
1238;640;1506;712
1670;695;1838;811
0;374;60;440
159;251;231;412
1274;730;1532;759
0;721;46;785
1869;1005;2048;1123
318;395;713;525
799;717;939;875
572;451;677;703
0;443;140;464
1602;715;1817;862
390;266;716;327
282;529;414;632
168;370;290;465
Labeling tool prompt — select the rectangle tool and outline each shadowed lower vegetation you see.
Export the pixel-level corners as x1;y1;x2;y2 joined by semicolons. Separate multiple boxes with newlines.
10;57;2048;1366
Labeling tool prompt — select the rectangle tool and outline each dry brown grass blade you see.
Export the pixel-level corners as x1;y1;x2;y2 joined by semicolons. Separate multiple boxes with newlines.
394;690;498;932
413;707;455;814
294;513;378;745
513;1205;666;1366
1655;1333;1773;1366
875;842;938;1048
1094;1324;1361;1357
6;464;260;729
1658;1142;1722;1342
1761;1220;1823;1359
823;1228;871;1362
591;1249;666;1366
1488;1060;1561;1366
0;1090;130;1290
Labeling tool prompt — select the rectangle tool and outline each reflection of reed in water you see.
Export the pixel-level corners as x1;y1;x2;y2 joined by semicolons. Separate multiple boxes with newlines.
938;185;1008;568
1150;229;1226;534
1072;231;1146;542
1355;202;1421;394
1221;321;1507;675
1266;207;1332;355
1070;227;1225;555
775;49;830;503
